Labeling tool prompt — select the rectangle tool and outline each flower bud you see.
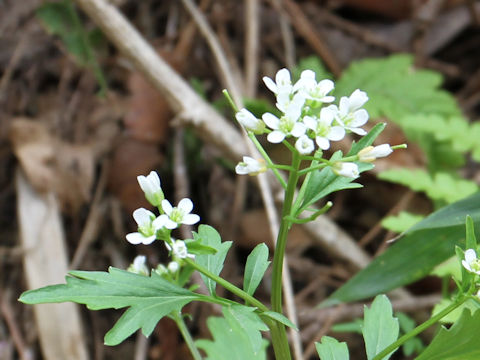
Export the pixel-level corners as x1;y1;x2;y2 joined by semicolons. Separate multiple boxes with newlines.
358;144;393;162
235;109;265;134
333;162;359;178
235;156;267;176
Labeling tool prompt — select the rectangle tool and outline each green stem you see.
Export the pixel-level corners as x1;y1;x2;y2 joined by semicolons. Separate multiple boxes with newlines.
184;259;268;311
172;311;203;360
249;134;287;189
372;296;468;360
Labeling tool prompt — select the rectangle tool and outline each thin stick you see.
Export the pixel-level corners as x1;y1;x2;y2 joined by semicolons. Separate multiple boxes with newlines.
245;0;259;98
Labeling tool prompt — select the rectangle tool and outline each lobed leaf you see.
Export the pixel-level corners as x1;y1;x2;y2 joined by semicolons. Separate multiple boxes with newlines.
315;336;350;360
19;267;203;345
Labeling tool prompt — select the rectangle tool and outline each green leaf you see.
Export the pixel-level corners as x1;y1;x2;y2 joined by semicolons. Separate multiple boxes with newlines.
223;305;269;354
347;122;386;156
196;316;268;360
184;238;218;255
335;55;461;122
395;312;424;357
431;298;480;324
416;309;480;360
243;244;270;296
379;169;478;205
381;211;424;233
260;311;298;330
431;255;461;282
325;192;480;304
300;151;372;210
19;267;203;345
465;215;477;250
194;225;232;296
362;295;399;360
315;336;350;360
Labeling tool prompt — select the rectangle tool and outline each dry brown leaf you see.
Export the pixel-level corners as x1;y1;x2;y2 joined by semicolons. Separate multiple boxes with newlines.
9;118;95;213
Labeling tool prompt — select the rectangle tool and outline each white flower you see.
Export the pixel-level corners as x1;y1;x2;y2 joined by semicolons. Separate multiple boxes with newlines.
235;108;265;134
304;107;345;150
159;198;200;229
235;156;267;175
295;135;315;155
137;171;164;206
126;208;165;245
462;249;480;275
263;94;306;143
358;144;393;162
263;68;293;97
166;239;195;259
294;70;335;104
167;261;180;273
333;162;359;178
276;89;306;114
127;255;149;276
332;89;369;135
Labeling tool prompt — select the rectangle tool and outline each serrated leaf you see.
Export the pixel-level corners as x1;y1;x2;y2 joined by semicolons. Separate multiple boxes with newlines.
194;225;232;296
244;243;270;296
335;55;460;122
325;193;480;304
196;316;268;360
416;309;480;360
261;311;298;330
363;295;399;360
299;151;372;210
19;267;203;345
381;211;424;233
223;305;269;354
379;169;478;204
315;336;349;360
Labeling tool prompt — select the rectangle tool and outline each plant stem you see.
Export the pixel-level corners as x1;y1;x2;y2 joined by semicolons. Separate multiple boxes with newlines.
269;151;301;360
249;133;287;188
184;259;268;312
372;296;468;360
172;311;203;360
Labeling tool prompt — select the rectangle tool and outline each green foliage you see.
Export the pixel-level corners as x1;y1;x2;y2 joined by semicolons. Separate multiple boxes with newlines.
196;314;268;360
19;268;204;345
396;312;424;356
431;298;480;324
335;54;460;122
260;311;298;330
416;309;480;360
326;194;480;304
243;243;270;296
315;336;350;360
378;169;478;205
36;0;107;94
362;295;399;360
194;225;232;296
381;211;424;233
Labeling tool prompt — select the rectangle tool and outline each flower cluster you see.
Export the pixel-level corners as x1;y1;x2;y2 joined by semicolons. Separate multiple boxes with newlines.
125;171;198;263
234;68;394;178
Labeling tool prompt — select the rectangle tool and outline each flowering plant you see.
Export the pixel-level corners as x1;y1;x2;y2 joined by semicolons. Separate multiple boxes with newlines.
19;68;480;360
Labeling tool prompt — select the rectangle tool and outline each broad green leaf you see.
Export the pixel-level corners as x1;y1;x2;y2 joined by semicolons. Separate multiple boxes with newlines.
381;211;424;233
362;295;399;360
243;244;270;296
195;225;232;295
300;151;372;210
19;267;203;345
431;255;461;282
223;305;268;354
431;298;480;324
196;316;268;360
326;193;480;304
260;311;298;330
416;309;480;360
465;215;477;250
315;336;349;360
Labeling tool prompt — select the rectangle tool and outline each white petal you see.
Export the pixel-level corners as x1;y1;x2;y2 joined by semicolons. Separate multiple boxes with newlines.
303;116;317;131
161;200;173;215
147;171;160;188
142;235;157;245
262;113;280;130
338;97;349;116
371;144;393;158
290;122;306;137
137;176;150;193
275;68;291;86
262;76;277;93
349;89;368;109
285;94;305;120
328;126;346;141
349;127;367;136
183;214;200;225
462;260;472;272
267;131;285;143
133;208;154;227
126;232;146;245
164;218;178;229
178;198;194;213
318;79;334;94
351;109;369;127
235;163;249;175
152;216;166;230
322;95;335;103
465;249;477;263
295;136;314;155
316;136;330;150
319;107;335;125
